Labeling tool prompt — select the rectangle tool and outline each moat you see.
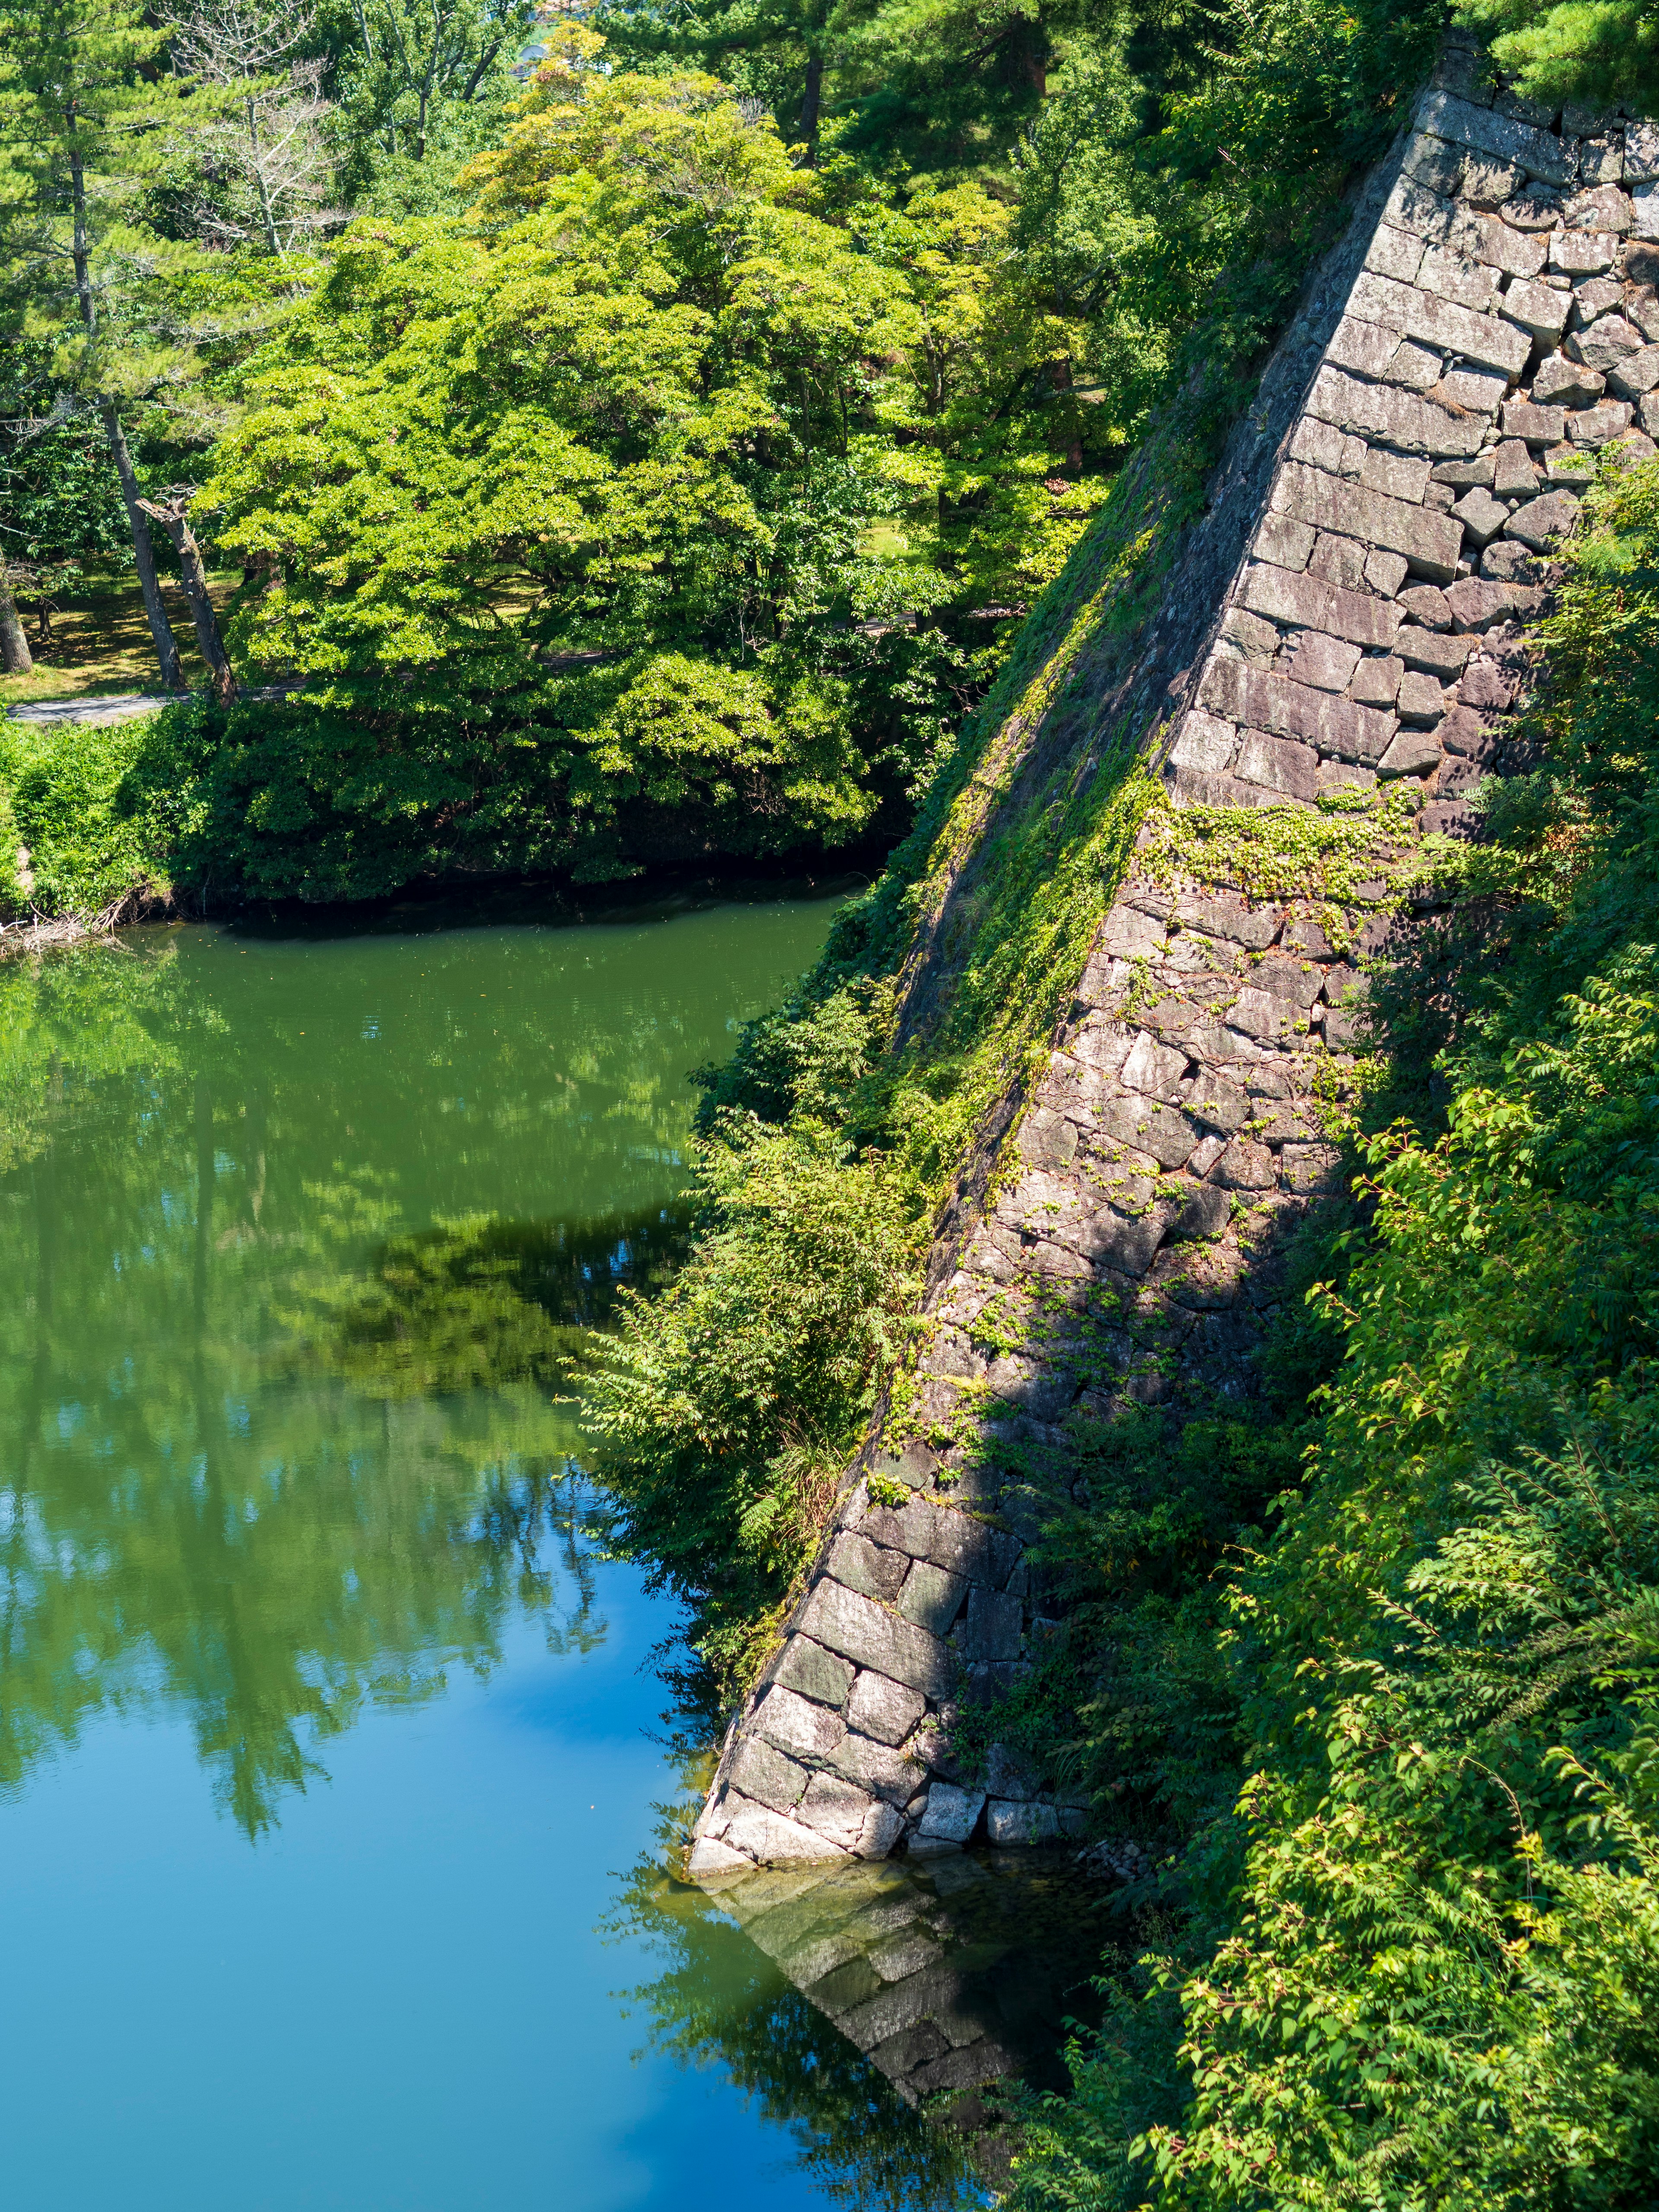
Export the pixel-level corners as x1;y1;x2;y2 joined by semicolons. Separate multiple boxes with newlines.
0;889;1108;2210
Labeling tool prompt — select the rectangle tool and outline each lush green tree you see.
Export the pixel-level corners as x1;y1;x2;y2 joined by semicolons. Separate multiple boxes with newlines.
1456;0;1659;111
0;0;227;687
173;42;1096;888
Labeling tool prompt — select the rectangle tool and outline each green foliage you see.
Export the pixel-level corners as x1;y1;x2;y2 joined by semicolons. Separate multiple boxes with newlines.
1002;467;1659;2212
588;1115;921;1696
0;705;175;916
1456;0;1659;111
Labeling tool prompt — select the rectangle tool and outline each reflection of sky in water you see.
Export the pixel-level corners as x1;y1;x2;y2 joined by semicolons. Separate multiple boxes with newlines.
0;893;999;2212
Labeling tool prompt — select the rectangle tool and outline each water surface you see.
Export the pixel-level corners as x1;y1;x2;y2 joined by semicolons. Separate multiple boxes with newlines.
0;893;1081;2211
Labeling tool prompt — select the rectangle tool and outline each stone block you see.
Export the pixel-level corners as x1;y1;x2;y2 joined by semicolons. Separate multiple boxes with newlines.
1491;438;1538;496
1402;131;1465;197
1166;710;1237;775
1434;366;1510;415
731;1735;811;1812
1347;270;1531;374
1571;397;1640;442
1462;152;1526;205
1308;366;1484;458
1099;902;1169;958
1212;1139;1277;1190
1365;222;1425;283
855;1497;937;1561
775;1637;857;1707
846;1670;927;1747
831;1732;927;1808
1568;314;1643;368
928;1512;1020;1588
1227;987;1297;1042
986;1799;1063;1846
868;1440;938;1491
1458;658;1518;711
960;1585;1023;1662
1350;655;1403;706
1100;1098;1201;1174
829;1529;909;1604
1431;454;1495;489
1449;486;1508;544
1580;139;1626;188
799;1577;957;1699
1253;953;1324;1007
1120;1029;1189;1099
1505;489;1581;547
1383;173;1461;241
1440;705;1500;760
1567;182;1634;232
1366;547;1410;596
1418;242;1498;311
1326;313;1401;377
687;1836;751;1880
1504;398;1575;445
914;1783;985;1846
1415;89;1572;186
1551;229;1618;275
1608;343;1659;397
1534;354;1606;408
1017;1106;1077;1169
1392;340;1446;392
898;1559;969;1636
1271;461;1465;581
1398;582;1453;628
1308;533;1369;591
1289;414;1363;476
1360;447;1432;503
1281;1143;1344;1194
1379;727;1444;779
1200;653;1396;763
1476;212;1548;276
1570;274;1624;327
1171;1183;1232;1241
1446;575;1545;629
1254;510;1317;570
721;1792;845;1864
756;1684;849;1762
1397;670;1451;723
1174;889;1280;947
1221;607;1280;665
1628;121;1659;184
1235;728;1320;801
1499;188;1563;230
798;1771;879;1848
1502;277;1570;342
1186;1066;1252;1134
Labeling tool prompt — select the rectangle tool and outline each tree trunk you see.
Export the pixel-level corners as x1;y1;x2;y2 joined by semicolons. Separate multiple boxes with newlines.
798;52;823;163
64;119;187;695
102;408;188;693
139;491;236;707
0;560;34;674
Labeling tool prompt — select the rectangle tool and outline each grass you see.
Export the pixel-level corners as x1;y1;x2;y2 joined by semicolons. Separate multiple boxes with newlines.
1;571;239;707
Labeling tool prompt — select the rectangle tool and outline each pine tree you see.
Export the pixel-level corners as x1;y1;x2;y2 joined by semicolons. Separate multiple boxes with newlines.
0;0;235;692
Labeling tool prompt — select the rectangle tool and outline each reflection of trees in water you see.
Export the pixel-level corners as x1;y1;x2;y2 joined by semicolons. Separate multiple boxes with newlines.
606;1860;985;2212
320;1208;689;1398
0;941;690;1837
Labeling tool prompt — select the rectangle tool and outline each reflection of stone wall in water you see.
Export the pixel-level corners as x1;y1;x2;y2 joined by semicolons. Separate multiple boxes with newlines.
693;36;1659;1875
699;1850;1114;2164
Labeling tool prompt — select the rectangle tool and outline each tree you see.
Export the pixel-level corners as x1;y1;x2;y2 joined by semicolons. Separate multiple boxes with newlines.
163;0;341;254
331;0;537;165
0;0;239;692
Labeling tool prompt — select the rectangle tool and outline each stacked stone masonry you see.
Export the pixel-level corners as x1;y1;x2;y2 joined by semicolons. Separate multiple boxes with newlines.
690;40;1646;1878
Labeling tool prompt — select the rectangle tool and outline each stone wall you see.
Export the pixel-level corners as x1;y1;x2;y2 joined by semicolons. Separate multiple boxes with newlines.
690;36;1655;1879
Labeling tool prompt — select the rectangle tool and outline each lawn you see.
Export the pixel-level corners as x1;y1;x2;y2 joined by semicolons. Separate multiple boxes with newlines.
1;572;239;707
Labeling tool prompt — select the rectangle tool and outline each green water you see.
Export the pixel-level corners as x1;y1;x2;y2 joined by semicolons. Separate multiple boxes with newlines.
0;892;986;2212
